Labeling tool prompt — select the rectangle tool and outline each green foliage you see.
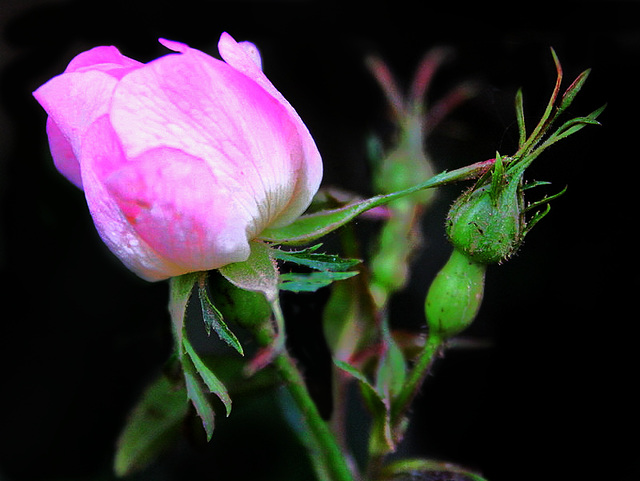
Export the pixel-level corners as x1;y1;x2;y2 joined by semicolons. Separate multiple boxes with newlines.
379;458;489;481
259;161;495;246
168;271;238;441
273;244;361;293
272;244;361;272
279;271;359;292
197;275;244;355
446;169;523;264
445;50;603;265
114;372;189;477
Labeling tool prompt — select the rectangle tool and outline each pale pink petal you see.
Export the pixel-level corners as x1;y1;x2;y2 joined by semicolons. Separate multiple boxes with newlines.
110;46;306;235
105;146;252;271
238;41;262;70
80;116;184;281
45;117;82;188
158;38;188;54
33;47;142;188
33;70;121;185
64;45;142;79
216;32;322;226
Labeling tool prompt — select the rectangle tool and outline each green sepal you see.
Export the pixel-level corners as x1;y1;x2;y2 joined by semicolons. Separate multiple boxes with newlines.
197;273;244;356
168;271;233;440
168;272;199;348
539;104;605;151
181;352;216;441
219;241;286;373
515;88;526;148
113;371;189;477
183;334;232;417
489;152;505;205
219;241;279;303
379;458;489;481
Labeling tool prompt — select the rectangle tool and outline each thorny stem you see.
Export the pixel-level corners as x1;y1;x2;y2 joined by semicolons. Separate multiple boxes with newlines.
391;334;444;424
255;311;357;481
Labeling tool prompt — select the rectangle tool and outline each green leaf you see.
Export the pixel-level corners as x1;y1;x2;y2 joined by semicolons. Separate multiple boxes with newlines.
379;458;489;481
168;272;199;348
271;244;361;272
334;359;378;394
182;354;216;441
279;271;359;292
375;327;407;401
197;274;244;356
169;272;233;439
114;372;189;477
183;334;232;417
322;273;378;362
260;160;496;245
334;359;394;454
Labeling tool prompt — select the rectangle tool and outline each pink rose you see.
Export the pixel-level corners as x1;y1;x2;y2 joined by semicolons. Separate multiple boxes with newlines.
33;33;322;281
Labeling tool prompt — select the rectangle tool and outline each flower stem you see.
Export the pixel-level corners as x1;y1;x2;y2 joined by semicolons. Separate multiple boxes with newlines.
274;351;357;481
391;334;443;423
255;305;356;481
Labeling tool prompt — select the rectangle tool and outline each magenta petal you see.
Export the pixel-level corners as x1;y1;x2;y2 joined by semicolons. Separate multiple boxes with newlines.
217;32;323;226
33;70;121;176
45;117;83;188
105;147;252;271
111;39;321;233
64;45;142;79
80;117;183;281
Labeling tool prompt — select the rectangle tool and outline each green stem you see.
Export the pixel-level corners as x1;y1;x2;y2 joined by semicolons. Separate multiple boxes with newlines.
255;315;356;481
391;335;443;423
274;352;356;481
260;159;496;246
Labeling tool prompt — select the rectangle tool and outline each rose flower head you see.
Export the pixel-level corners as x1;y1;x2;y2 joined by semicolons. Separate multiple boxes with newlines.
34;33;322;281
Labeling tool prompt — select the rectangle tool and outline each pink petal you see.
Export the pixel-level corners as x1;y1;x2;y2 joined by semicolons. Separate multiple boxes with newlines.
80;116;184;281
45;117;83;188
110;45;307;234
64;45;142;79
217;32;322;226
105;146;252;271
33;70;121;187
33;46;142;188
238;41;263;70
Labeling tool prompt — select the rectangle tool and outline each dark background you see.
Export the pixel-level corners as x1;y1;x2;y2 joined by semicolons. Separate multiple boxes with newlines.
0;1;637;480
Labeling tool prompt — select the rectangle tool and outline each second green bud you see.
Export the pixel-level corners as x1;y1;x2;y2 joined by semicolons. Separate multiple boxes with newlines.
425;248;486;339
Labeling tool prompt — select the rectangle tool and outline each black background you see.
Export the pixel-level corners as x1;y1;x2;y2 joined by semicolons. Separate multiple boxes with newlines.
0;1;637;480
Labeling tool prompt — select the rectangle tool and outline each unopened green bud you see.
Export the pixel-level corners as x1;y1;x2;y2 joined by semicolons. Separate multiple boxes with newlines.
446;160;524;264
207;271;272;330
425;248;486;339
445;49;603;265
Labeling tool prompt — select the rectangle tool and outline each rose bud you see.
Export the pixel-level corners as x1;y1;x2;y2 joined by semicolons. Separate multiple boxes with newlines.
424;248;486;340
33;33;322;281
445;155;524;265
